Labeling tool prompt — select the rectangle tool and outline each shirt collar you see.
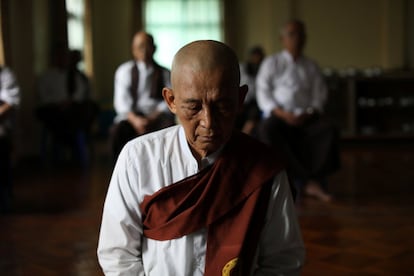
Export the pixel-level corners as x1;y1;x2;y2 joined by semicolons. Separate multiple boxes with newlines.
200;146;223;169
136;60;153;72
282;49;303;63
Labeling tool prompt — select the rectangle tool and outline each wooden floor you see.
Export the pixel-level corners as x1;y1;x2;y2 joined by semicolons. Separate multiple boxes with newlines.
1;139;414;275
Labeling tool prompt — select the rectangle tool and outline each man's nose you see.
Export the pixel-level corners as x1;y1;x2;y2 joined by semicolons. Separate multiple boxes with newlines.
200;107;214;129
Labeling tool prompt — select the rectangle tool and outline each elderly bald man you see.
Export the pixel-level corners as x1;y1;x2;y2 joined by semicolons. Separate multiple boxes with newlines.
98;40;305;276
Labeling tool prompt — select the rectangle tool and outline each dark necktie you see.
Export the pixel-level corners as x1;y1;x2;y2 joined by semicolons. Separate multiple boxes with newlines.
130;63;139;110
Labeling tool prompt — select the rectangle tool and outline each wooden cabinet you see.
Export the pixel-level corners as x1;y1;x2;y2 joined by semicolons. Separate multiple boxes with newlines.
325;75;414;139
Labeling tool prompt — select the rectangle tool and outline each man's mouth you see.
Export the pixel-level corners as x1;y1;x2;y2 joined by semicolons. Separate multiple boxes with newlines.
199;135;215;142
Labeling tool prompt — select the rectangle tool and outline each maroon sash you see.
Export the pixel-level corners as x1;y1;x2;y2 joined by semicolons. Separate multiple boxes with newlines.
140;131;284;275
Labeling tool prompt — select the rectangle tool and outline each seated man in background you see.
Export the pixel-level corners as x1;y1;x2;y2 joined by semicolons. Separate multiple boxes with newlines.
236;45;265;136
36;48;98;167
98;40;304;275
0;65;20;213
256;19;340;202
111;31;175;161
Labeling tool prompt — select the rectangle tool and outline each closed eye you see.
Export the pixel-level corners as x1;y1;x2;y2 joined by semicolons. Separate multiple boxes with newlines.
181;99;202;115
214;100;234;115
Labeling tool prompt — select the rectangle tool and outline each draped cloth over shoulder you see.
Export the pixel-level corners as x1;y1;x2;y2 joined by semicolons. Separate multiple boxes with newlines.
140;131;285;275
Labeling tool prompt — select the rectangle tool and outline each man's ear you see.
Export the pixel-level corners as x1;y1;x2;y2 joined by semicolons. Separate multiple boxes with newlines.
162;87;177;114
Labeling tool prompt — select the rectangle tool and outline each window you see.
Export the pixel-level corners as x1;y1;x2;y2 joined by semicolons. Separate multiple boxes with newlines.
66;0;85;70
144;0;223;68
66;0;85;51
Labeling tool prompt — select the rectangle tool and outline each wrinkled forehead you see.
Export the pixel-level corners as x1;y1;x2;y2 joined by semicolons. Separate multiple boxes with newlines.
172;66;240;105
172;59;239;90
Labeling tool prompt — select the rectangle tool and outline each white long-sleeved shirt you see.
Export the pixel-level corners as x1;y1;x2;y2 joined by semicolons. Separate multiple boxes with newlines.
0;66;20;136
113;60;171;123
256;50;327;118
97;125;305;275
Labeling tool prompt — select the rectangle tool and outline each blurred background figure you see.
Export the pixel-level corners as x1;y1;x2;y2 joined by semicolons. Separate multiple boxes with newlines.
0;66;20;213
256;19;340;202
236;45;265;136
36;48;99;167
111;31;175;161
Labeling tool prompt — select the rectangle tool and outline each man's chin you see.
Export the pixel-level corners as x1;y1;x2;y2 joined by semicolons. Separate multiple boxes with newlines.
198;142;221;155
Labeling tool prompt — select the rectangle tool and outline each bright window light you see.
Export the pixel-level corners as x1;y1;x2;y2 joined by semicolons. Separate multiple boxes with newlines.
144;0;223;68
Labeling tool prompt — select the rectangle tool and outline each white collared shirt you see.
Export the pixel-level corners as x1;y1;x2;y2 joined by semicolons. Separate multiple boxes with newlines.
0;66;20;136
256;50;327;117
113;60;171;122
97;125;305;275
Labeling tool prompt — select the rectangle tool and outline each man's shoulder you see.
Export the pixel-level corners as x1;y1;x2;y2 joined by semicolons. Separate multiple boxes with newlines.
0;67;15;81
125;125;180;152
116;60;135;73
154;62;171;74
0;66;10;75
261;52;285;69
267;51;284;60
299;56;322;75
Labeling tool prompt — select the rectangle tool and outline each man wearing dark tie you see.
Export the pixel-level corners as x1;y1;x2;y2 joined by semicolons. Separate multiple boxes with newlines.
112;31;175;161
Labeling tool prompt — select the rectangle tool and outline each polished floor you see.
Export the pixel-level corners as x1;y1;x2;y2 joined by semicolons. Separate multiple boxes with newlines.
1;139;414;275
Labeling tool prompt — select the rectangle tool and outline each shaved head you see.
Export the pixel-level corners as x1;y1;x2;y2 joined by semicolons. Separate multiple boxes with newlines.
280;19;306;58
131;31;156;63
132;31;155;47
163;40;247;161
171;40;241;89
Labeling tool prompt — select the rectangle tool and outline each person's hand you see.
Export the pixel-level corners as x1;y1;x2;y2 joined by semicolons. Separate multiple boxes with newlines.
146;111;162;124
294;113;312;126
0;102;11;121
242;120;256;135
273;107;304;126
129;113;149;134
